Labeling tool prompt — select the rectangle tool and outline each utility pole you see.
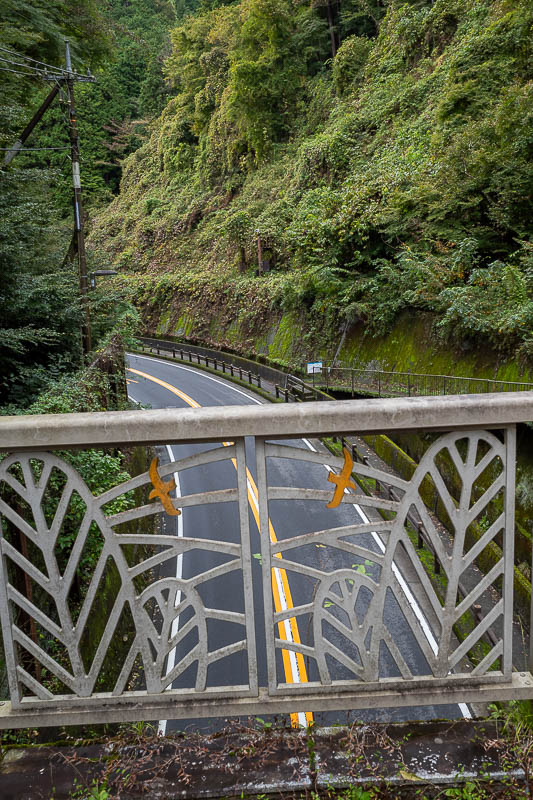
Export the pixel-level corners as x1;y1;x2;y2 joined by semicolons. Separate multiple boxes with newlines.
4;42;96;355
5;41;96;355
65;40;91;354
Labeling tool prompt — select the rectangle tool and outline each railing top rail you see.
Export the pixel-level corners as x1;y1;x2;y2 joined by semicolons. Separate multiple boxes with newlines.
1;392;532;451
321;364;533;388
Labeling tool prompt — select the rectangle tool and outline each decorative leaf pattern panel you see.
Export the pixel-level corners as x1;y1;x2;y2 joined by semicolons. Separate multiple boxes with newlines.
0;443;256;707
257;429;513;693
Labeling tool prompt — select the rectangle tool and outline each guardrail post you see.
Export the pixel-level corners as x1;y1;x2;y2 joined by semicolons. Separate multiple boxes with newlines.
248;371;252;384
285;388;289;402
230;364;234;377
275;385;279;398
417;524;424;550
222;362;226;373
172;349;175;359
188;351;192;363
214;358;218;370
258;376;261;388
239;368;243;380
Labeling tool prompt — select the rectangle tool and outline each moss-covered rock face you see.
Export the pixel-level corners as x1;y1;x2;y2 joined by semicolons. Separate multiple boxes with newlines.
341;314;533;383
91;0;533;370
120;270;533;383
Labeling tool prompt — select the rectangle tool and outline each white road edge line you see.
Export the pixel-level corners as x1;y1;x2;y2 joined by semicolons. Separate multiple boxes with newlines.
129;355;469;721
127;384;182;734
130;354;264;405
301;438;471;720
158;444;184;736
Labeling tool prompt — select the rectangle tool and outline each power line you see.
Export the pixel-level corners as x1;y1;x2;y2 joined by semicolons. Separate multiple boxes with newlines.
0;44;66;72
0;66;42;77
0;45;91;80
0;146;69;151
0;56;49;74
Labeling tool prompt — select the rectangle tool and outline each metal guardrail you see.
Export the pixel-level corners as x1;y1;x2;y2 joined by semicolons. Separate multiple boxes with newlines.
139;341;325;402
141;342;263;388
0;394;531;728
314;365;533;398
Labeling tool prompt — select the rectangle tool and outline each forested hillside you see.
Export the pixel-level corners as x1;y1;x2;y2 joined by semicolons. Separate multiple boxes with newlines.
3;0;533;395
90;0;533;370
0;0;181;408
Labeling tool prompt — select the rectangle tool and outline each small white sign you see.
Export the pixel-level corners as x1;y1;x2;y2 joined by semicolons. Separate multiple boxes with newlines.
307;361;322;374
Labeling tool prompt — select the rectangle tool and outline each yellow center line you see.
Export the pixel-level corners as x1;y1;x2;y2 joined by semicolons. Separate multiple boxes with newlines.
127;366;313;726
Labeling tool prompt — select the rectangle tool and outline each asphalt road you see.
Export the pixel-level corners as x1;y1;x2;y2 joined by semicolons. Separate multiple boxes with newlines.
126;353;469;731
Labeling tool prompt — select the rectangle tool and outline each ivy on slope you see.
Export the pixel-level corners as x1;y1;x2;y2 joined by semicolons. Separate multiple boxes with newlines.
91;0;533;358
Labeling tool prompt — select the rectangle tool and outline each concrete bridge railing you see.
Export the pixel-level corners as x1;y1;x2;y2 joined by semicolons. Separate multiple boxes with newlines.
0;393;532;729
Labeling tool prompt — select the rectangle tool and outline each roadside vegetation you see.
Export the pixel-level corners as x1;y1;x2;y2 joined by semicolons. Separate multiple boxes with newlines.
0;0;163;722
0;0;178;409
6;712;533;798
89;0;533;366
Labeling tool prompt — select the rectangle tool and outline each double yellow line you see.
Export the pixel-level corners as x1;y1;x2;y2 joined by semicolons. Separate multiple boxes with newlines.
128;366;313;726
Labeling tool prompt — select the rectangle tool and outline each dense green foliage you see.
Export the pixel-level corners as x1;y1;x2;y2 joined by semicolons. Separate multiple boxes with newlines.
0;0;108;407
91;0;533;362
0;0;180;408
26;0;182;210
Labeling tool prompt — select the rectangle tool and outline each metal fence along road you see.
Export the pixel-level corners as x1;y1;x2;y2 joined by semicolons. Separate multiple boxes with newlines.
138;340;327;402
317;365;533;398
139;336;533;400
0;394;532;728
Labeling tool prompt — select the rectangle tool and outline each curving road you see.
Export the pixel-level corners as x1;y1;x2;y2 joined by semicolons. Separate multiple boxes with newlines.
126;353;470;732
